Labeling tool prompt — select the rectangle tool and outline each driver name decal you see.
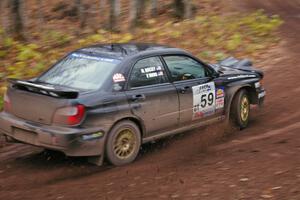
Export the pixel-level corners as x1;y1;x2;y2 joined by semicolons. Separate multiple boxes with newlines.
192;82;216;119
140;66;164;78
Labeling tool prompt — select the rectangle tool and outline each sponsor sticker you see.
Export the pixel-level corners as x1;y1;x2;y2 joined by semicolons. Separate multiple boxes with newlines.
227;75;256;80
113;73;126;83
216;87;225;98
216;98;224;109
71;53;120;63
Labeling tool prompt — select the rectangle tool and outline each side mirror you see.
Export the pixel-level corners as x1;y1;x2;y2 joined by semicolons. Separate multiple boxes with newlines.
212;71;220;79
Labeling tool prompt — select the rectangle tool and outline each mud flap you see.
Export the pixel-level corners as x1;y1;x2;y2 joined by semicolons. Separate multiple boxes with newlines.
87;155;104;166
5;135;21;143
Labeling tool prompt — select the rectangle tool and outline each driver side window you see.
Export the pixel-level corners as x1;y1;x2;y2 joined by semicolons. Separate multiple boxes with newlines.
163;55;206;81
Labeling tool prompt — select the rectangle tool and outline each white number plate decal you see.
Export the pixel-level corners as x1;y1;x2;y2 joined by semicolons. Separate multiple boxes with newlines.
192;82;216;119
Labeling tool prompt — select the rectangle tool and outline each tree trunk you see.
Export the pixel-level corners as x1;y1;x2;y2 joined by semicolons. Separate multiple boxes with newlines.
100;0;105;12
10;0;25;40
37;0;45;32
151;0;158;17
184;0;192;19
173;0;184;19
0;0;8;35
98;0;106;29
129;0;145;29
115;0;121;17
136;0;145;20
109;0;120;31
76;0;86;29
129;0;138;30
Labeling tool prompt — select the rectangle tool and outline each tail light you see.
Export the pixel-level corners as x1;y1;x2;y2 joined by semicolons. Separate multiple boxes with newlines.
53;104;85;126
3;92;11;112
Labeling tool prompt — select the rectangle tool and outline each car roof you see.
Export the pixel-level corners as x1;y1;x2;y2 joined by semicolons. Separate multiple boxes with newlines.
75;43;181;60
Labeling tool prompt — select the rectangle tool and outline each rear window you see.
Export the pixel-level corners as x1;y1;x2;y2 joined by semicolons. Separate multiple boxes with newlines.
38;53;121;90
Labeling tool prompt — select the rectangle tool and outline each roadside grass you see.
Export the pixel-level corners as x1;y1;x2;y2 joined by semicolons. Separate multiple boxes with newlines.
0;10;282;109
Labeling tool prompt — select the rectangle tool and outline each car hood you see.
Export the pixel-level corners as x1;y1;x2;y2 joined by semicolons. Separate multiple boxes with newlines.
209;57;264;78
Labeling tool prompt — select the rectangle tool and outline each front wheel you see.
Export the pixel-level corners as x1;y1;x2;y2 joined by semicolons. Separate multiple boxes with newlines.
230;89;250;129
105;121;141;166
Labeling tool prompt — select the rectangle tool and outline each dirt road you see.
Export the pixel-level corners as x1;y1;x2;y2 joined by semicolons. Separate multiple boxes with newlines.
0;1;299;199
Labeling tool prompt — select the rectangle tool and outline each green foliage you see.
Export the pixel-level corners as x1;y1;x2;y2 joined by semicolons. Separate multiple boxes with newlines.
214;52;228;61
43;31;73;47
79;33;105;46
16;44;41;61
78;31;134;47
240;10;283;37
0;85;5;110
0;50;7;58
226;33;242;51
3;37;14;48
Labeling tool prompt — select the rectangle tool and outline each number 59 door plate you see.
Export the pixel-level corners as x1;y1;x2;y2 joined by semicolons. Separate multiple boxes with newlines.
192;82;216;119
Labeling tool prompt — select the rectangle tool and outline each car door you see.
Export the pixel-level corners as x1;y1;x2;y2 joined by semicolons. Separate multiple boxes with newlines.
162;55;225;126
125;56;179;136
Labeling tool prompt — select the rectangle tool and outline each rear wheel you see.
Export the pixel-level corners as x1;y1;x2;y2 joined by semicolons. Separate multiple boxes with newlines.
230;89;250;129
105;121;141;166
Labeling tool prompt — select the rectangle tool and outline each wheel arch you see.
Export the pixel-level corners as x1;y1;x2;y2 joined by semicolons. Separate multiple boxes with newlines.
108;116;145;139
225;85;255;120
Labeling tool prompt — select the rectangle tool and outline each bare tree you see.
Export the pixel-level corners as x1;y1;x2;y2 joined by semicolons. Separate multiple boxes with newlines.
151;0;158;17
174;0;194;19
137;0;146;19
184;0;192;19
129;0;146;29
109;0;120;31
9;0;25;39
75;0;83;28
75;0;86;29
99;0;106;12
0;0;8;35
98;0;106;29
37;0;45;32
129;0;138;30
173;0;184;19
115;0;121;17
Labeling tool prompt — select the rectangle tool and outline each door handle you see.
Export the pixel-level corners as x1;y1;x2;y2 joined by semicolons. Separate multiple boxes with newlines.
179;86;190;94
131;94;146;101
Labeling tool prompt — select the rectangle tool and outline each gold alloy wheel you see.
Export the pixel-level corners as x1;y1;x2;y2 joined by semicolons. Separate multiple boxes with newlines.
240;95;250;122
113;129;137;159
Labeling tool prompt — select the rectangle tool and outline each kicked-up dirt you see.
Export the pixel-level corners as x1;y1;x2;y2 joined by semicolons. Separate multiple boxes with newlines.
0;0;299;199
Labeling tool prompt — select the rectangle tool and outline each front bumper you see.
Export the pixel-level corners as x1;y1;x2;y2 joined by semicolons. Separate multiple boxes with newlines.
257;88;266;106
0;111;107;157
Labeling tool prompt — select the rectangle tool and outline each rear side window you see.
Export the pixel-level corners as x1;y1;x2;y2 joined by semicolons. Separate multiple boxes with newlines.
38;53;121;90
163;55;207;81
129;57;168;88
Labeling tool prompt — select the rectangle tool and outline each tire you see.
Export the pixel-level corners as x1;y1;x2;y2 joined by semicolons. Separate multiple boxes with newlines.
105;120;141;166
230;89;250;129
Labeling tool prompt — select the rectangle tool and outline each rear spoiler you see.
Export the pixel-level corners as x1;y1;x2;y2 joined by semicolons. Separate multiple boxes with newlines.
7;78;79;99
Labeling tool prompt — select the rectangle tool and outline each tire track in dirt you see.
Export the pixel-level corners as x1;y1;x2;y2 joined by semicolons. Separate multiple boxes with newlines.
214;121;300;151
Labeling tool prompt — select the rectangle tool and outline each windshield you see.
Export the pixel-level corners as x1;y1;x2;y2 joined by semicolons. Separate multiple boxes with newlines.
38;53;121;90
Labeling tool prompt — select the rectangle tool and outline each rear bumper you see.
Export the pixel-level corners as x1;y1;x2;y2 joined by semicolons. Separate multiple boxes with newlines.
0;111;107;157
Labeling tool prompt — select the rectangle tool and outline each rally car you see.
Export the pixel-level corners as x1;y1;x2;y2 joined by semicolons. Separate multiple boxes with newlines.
0;43;265;166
